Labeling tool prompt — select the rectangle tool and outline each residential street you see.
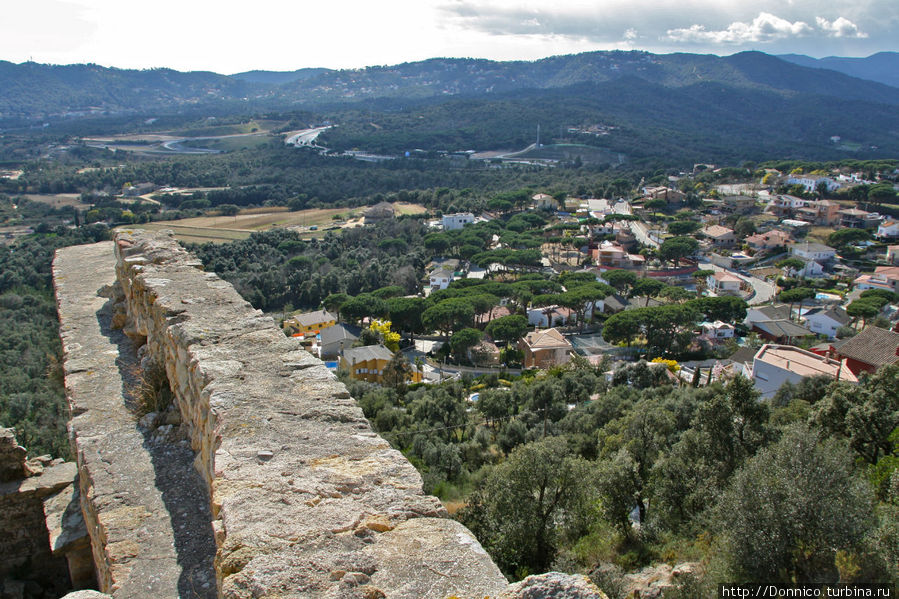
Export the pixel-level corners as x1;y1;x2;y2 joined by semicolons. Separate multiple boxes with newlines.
629;221;661;248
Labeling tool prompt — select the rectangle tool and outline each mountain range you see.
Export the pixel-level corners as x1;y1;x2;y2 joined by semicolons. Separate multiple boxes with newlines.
1;50;897;121
1;51;897;162
778;52;899;89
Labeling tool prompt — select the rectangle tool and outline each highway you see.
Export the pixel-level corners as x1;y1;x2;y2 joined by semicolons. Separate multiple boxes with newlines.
284;126;331;147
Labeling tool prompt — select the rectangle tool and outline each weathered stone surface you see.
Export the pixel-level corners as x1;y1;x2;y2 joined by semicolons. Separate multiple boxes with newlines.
55;230;508;599
54;240;216;599
0;440;77;597
499;572;609;599
44;478;95;589
366;518;508;599
0;427;28;482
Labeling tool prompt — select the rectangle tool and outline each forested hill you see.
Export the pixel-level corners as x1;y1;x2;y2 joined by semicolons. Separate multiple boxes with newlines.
0;61;262;119
3;50;899;120
229;68;333;85
318;76;899;162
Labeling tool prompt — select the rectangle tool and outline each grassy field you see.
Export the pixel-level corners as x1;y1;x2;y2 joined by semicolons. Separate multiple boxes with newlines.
22;193;92;209
180;134;273;152
128;224;251;243
807;226;837;245
393;202;428;215
171;119;285;138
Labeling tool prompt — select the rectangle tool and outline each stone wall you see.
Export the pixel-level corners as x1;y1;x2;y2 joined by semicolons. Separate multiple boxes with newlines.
109;230;509;598
0;428;89;598
54;230;606;599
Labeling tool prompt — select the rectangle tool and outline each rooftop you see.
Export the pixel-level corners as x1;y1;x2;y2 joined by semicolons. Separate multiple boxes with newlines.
522;328;573;350
727;346;760;366
754;344;857;382
803;306;850;326
713;271;742;283
429;266;455;277
837;326;899;368
290;309;336;327
753;319;815;339
702;225;734;238
791;242;835;253
751;304;793;321
320;323;362;346
839;208;873;217
342;344;395;363
746;230;791;242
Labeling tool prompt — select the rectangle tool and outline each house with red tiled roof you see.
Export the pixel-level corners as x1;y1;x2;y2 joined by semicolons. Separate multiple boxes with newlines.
835;326;899;375
745;230;792;251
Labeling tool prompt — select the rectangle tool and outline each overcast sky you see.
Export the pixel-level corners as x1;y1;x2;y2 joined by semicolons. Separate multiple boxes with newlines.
2;0;896;73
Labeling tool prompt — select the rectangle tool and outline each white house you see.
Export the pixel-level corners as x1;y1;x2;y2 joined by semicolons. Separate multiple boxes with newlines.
428;266;455;290
790;242;836;263
788;259;825;279
442;212;475;230
784;176;841;193
801;306;850;339
708;271;742;295
527;305;575;328
749;344;857;399
532;193;559;210
700;321;735;340
877;220;899;239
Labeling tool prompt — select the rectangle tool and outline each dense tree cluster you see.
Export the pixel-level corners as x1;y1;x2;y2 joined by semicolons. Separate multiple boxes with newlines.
0;225;110;458
347;359;898;590
189;221;430;311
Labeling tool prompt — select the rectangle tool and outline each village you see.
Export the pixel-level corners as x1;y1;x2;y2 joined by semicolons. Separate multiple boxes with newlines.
280;165;899;401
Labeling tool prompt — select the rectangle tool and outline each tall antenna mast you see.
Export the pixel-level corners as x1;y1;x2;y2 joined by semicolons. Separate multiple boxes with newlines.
536;124;541;147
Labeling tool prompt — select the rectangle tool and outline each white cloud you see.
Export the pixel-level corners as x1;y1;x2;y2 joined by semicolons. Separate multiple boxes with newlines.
816;16;868;38
0;0;894;71
665;12;814;44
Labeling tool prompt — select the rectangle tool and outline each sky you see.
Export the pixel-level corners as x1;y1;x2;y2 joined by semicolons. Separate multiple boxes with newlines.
2;0;896;74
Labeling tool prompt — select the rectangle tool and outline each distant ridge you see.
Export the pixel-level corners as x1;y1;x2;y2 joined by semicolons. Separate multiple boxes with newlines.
229;68;333;85
778;52;899;89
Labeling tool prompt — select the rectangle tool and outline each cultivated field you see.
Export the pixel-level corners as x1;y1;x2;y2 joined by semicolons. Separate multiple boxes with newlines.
131;203;427;244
